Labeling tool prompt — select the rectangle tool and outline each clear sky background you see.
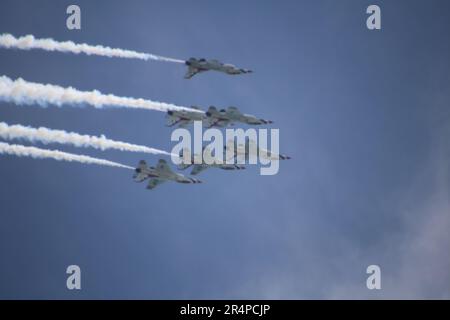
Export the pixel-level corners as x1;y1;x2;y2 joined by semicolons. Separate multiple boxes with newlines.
0;0;449;299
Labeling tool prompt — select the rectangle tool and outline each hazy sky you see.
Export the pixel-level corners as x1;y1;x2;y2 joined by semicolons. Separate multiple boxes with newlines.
0;0;449;299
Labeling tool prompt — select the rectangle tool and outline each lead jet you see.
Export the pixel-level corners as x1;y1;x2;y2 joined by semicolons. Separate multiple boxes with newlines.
178;147;245;175
184;58;253;79
165;106;205;128
204;106;273;128
133;159;202;190
225;138;291;161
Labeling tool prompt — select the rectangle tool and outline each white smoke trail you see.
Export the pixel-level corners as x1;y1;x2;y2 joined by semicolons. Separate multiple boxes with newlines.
0;33;185;63
0;122;173;156
0;75;202;114
0;141;134;170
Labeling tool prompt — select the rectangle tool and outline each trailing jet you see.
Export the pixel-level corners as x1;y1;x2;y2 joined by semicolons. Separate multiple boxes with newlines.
204;106;273;128
184;58;252;79
165;106;205;128
133;159;202;190
225;138;291;161
178;148;245;175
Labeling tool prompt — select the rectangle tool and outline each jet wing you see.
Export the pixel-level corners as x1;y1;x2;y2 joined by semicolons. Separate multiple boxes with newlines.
175;175;202;184
226;106;242;118
225;107;272;125
166;117;190;127
146;178;166;190
244;116;273;125
191;164;209;175
178;163;192;171
185;66;202;79
166;116;180;127
133;172;148;183
203;117;229;128
219;164;246;170
259;148;291;160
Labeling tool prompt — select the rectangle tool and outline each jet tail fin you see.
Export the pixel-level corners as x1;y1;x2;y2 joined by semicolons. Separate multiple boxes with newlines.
156;159;173;174
205;106;221;117
137;160;148;170
133;160;149;182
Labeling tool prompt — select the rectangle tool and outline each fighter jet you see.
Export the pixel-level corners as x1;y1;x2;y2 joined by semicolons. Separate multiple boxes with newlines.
165;106;205;128
178;148;245;175
225;138;291;161
184;58;252;79
133;159;202;190
204;106;273;128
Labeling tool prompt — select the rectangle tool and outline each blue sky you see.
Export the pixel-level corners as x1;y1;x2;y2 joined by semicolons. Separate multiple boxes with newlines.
0;0;449;299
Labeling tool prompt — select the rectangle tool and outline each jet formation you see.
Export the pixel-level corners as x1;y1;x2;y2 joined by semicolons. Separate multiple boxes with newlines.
134;57;290;190
166;106;272;128
133;137;291;190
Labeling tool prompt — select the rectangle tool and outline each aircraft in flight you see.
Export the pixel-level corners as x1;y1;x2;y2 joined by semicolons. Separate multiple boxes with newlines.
225;138;292;161
178;147;246;175
165;106;205;128
204;106;273;128
184;58;253;79
133;159;202;190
